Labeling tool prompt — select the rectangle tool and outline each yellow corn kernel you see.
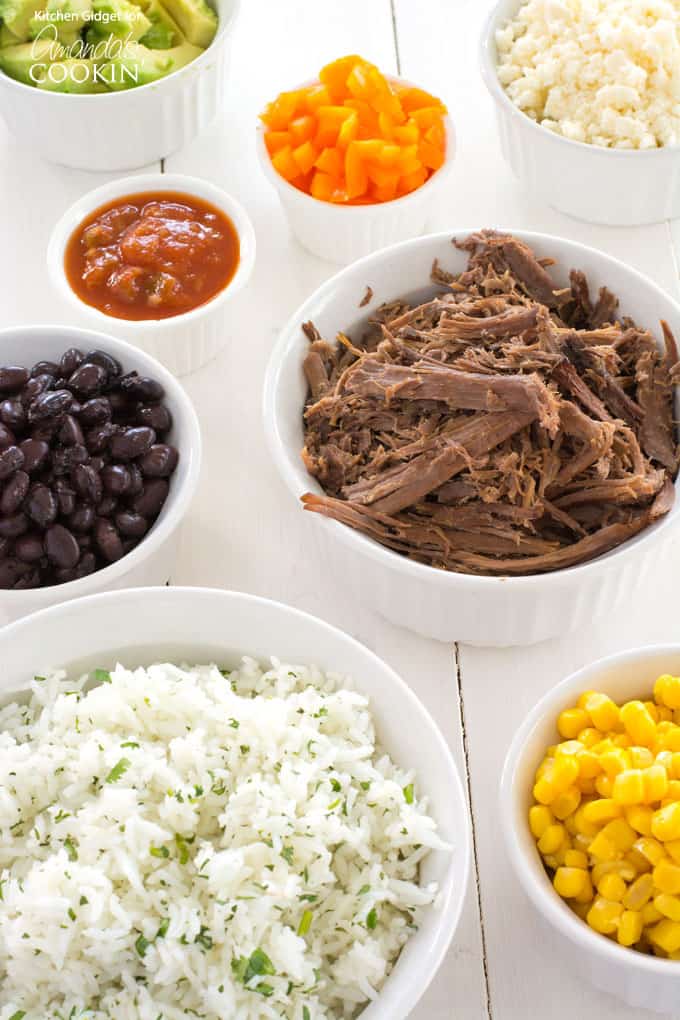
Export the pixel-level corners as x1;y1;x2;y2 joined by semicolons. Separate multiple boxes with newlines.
592;860;636;885
595;775;613;798
626;804;653;835
618;909;643;947
578;727;601;748
612;769;645;805
543;853;560;870
654;893;680;921
645;701;660;723
655;675;680;710
538;823;566;856
620;701;657;747
657;706;674;723
554;866;589;899
626;847;652;874
577;749;601;779
630;746;654;769
672;753;680;779
601;818;637;852
535;757;554;780
666;840;680;865
592;738;615;756
562;849;587;869
623;873;654;910
573;806;599;838
642;901;664;925
552;788;581;820
578;777;597;796
588;831;617;862
597;872;626;901
655;750;674;772
584;693;620;732
650;919;680;954
557;708;590;739
533;757;579;805
555;740;583;757
586;897;623;934
564;813;578;836
572;900;590;920
572;832;592;854
581;798;622;826
654;858;680;895
529;805;554;839
634;836;666;866
600;748;631;777
652;802;680;842
578;690;597;710
613;734;632;749
643;765;669;804
662;732;680;754
573;871;594;903
665;781;680;802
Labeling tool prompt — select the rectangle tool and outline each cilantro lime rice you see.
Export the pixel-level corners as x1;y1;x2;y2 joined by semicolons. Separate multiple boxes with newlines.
0;659;448;1018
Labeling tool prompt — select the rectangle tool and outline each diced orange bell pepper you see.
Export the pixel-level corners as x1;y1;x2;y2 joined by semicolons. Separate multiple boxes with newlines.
337;110;359;147
261;90;303;130
398;86;443;113
411;105;446;130
393;118;420;145
310;171;338;202
315;105;355;146
370;85;405;123
424;121;446;148
314;146;343;177
271;145;302;182
293;140;318;175
365;162;399;188
304;83;333;112
319;54;367;100
264;130;292;156
394;144;421;175
397;165;428;195
289;115;316;144
345;141;368;199
345;98;380;132
371;179;398;202
374;143;401;166
418;139;445;170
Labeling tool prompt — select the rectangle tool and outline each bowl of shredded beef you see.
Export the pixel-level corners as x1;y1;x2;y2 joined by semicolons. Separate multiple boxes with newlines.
264;230;680;646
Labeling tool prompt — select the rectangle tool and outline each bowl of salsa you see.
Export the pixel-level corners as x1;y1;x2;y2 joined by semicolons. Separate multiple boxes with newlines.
48;173;256;376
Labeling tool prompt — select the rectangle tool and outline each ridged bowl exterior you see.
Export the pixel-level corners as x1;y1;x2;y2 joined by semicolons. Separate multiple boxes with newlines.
0;0;237;172
264;229;680;648
480;0;680;226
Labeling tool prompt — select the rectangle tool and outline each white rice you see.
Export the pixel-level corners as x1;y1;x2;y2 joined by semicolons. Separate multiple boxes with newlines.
0;658;449;1019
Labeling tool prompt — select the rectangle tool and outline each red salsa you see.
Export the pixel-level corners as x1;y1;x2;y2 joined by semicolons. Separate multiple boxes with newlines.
65;191;241;321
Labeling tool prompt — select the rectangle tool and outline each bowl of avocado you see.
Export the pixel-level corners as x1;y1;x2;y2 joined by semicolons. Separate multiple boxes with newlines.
0;0;238;170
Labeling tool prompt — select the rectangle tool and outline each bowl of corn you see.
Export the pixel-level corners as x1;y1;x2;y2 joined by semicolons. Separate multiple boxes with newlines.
501;645;680;1013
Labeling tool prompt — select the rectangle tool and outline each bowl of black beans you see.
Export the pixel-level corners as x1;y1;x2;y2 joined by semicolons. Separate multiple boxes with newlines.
0;324;201;622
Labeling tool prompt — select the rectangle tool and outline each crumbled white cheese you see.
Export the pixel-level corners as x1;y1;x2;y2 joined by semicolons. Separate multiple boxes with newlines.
495;0;680;148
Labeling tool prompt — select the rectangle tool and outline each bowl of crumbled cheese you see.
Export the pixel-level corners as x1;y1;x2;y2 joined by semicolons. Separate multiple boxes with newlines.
480;0;680;226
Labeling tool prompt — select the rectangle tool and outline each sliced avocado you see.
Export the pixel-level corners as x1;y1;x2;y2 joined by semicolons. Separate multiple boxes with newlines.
0;0;47;41
0;37;63;82
37;55;109;89
139;0;181;48
103;37;199;88
156;0;214;48
85;0;150;44
29;0;92;44
0;23;21;44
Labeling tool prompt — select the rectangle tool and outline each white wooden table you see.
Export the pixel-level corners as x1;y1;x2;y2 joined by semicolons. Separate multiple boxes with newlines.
2;1;680;1017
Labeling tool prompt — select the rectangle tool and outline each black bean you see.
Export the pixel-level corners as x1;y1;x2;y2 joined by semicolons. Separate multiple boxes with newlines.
97;493;117;516
0;425;15;451
0;367;29;392
0;399;26;431
54;566;77;584
0;445;24;480
116;510;148;538
31;360;59;378
83;350;122;378
76;531;92;549
127;463;143;496
88;455;108;473
120;373;165;402
14;532;45;563
78;397;112;426
13;568;41;589
59;415;84;447
139;444;178;478
19;439;49;474
45;523;79;568
0;557;30;588
102;463;130;494
75;551;96;578
52;444;88;476
107;390;134;417
110;426;155;461
68;363;107;397
72;463;102;504
94;517;124;562
28;389;73;424
59;348;84;377
85;422;117;453
26;484;58;528
137;404;172;433
54;479;76;516
0;513;28;538
131;478;168;518
0;470;29;515
21;374;54;404
30;421;60;442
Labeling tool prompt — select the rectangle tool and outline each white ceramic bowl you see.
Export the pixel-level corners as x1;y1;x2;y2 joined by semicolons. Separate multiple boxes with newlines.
480;0;680;226
0;585;471;1018
0;0;239;172
501;644;680;1013
256;95;456;265
47;172;256;377
0;325;201;625
263;228;680;647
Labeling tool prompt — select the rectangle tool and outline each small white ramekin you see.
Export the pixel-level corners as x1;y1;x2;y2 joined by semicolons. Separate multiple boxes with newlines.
47;172;256;377
0;324;201;625
481;0;680;226
256;99;456;265
502;645;680;1013
264;228;680;647
0;0;239;172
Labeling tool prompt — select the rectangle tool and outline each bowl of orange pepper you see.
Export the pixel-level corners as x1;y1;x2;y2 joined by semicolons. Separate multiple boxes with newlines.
257;54;455;263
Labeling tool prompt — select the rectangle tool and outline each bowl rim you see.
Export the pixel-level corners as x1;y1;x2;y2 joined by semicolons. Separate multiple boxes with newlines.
0;324;202;602
0;583;472;1019
263;226;680;591
46;172;257;332
0;0;240;102
255;73;457;216
500;642;680;975
479;0;680;158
